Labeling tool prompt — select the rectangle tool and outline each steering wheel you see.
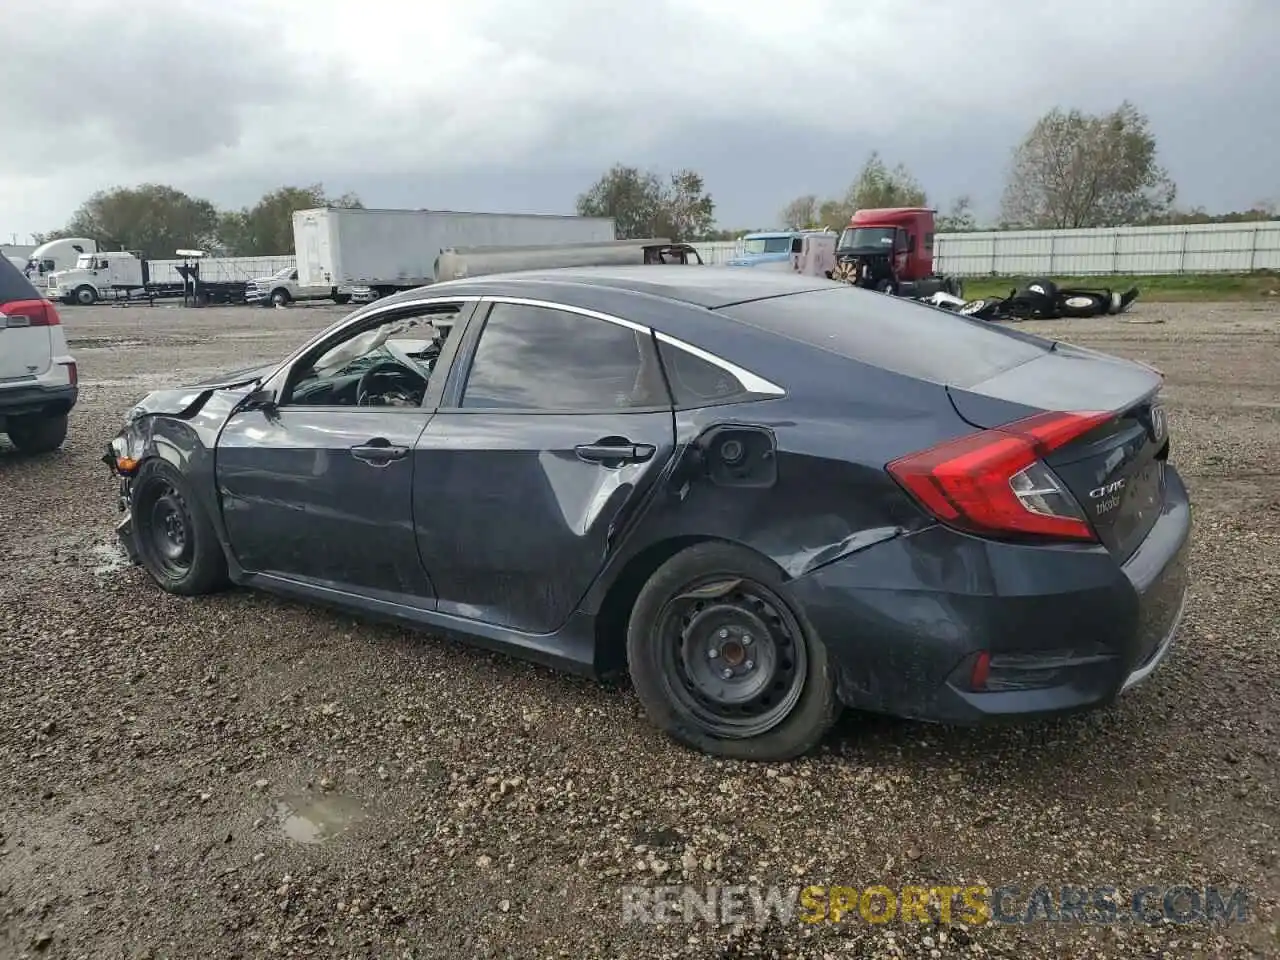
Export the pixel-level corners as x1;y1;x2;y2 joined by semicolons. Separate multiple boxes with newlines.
355;360;424;406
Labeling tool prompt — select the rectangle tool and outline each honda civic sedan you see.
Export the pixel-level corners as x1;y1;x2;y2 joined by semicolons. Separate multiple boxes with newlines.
104;267;1191;760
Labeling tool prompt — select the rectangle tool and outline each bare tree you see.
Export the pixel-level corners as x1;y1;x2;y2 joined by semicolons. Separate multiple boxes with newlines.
936;195;977;233
779;195;819;229
1000;102;1177;229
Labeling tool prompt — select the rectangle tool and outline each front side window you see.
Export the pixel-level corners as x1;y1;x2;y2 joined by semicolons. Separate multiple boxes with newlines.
284;304;459;407
461;302;667;411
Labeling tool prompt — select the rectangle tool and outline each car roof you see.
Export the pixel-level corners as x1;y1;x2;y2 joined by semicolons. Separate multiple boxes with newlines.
383;265;842;311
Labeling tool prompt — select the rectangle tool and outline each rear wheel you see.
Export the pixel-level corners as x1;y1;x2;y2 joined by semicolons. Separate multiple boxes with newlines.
131;459;228;595
626;542;838;760
6;412;68;453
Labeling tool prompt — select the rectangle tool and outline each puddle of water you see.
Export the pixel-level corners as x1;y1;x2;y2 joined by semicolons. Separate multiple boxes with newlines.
274;794;365;844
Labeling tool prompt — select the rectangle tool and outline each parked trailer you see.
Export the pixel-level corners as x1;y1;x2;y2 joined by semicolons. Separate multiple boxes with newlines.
294;207;618;296
47;252;295;305
434;240;701;281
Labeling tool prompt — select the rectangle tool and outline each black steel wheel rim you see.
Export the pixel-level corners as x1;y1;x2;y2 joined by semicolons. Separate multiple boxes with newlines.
656;575;808;739
142;479;194;579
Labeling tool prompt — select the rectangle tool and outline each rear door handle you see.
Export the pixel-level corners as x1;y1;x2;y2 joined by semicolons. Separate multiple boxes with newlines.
350;438;409;465
574;439;657;465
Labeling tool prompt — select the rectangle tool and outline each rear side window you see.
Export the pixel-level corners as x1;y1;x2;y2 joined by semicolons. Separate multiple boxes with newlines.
461;302;668;411
657;340;757;406
719;287;1046;387
0;256;38;303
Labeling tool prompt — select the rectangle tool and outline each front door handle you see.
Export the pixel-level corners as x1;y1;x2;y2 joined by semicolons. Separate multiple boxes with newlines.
574;438;657;465
350;438;408;466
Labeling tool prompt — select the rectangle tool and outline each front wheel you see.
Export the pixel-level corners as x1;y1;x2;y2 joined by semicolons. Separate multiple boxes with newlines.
75;285;97;305
131;459;228;595
626;542;839;760
270;289;291;307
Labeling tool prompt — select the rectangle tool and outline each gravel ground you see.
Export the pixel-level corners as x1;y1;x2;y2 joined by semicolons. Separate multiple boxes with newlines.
1;299;1277;960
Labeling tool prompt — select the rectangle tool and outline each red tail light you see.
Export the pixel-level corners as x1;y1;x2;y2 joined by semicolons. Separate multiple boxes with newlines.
886;410;1113;542
0;298;61;326
60;361;78;387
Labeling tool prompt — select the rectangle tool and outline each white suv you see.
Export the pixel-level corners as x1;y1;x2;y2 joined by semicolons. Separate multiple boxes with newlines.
0;256;77;453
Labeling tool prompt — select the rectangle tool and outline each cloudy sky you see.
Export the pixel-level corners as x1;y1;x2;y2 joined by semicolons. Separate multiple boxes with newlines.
2;0;1276;242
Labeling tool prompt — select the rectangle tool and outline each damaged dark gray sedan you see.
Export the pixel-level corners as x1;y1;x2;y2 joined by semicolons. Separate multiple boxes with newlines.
105;267;1191;760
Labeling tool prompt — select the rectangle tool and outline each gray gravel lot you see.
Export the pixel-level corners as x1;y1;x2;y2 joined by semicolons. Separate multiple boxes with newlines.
1;299;1278;959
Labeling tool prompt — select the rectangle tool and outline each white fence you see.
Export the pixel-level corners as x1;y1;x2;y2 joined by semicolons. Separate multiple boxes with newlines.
691;240;742;265
934;220;1280;277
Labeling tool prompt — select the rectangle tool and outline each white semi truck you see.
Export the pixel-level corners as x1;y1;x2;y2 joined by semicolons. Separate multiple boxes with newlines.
23;237;99;293
294;208;618;298
48;252;294;305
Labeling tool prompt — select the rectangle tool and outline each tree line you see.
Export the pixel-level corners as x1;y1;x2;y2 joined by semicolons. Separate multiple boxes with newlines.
32;183;363;261
28;101;1276;258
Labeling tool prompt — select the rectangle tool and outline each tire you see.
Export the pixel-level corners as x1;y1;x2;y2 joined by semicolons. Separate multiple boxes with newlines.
6;412;68;453
74;285;97;306
1058;291;1108;318
875;278;897;295
333;293;352;305
626;542;839;761
270;288;291;307
130;458;228;596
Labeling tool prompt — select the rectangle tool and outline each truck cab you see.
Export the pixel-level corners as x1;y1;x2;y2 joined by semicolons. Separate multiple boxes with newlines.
47;252;146;305
833;207;960;299
245;266;351;307
23;237;98;293
725;230;804;267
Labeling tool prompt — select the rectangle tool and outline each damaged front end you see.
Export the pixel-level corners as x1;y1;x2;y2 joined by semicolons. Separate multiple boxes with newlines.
102;433;142;565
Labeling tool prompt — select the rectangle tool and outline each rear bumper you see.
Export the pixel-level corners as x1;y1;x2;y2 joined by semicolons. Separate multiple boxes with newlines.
0;382;77;421
784;465;1192;724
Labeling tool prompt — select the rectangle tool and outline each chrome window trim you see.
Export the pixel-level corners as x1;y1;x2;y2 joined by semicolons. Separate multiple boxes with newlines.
262;292;787;403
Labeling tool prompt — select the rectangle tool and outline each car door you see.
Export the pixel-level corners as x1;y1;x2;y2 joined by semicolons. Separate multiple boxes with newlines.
413;298;677;634
215;301;472;606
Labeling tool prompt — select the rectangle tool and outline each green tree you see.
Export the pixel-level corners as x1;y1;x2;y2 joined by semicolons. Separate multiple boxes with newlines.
576;164;716;241
814;153;929;230
1000;101;1177;228
218;183;362;256
56;184;220;259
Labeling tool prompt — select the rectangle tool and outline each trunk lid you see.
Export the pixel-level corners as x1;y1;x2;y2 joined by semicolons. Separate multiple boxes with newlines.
947;342;1168;561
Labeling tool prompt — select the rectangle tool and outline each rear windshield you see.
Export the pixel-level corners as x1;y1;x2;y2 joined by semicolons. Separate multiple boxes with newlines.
718;287;1047;387
0;256;39;304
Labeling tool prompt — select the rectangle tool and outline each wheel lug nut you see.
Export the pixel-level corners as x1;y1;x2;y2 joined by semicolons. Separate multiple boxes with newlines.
744;660;754;670
720;668;733;680
742;635;752;645
707;649;718;659
718;628;729;639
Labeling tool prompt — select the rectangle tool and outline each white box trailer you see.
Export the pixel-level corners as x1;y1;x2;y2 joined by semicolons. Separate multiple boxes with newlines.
294;208;617;293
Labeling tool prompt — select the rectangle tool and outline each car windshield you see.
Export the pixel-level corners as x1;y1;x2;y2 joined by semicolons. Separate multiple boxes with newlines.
741;236;792;255
838;227;896;250
272;267;293;279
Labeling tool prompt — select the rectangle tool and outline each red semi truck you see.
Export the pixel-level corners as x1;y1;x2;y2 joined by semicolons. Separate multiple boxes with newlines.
831;207;963;299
